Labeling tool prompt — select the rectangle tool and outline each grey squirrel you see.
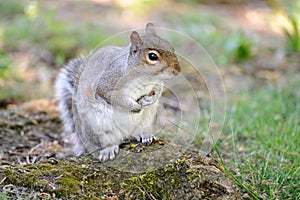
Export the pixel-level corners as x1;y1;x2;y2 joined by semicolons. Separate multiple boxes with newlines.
55;23;181;161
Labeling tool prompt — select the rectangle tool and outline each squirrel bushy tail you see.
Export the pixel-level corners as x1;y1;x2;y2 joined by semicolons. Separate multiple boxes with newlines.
55;56;85;134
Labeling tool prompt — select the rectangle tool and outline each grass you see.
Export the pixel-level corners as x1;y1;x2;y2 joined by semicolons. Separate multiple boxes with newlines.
0;0;108;105
0;51;9;77
0;191;7;200
0;0;25;20
0;0;107;67
283;16;300;53
214;80;300;199
174;12;254;65
270;0;300;53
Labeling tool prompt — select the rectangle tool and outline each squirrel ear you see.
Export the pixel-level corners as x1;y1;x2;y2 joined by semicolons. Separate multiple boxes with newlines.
130;31;142;53
145;23;156;35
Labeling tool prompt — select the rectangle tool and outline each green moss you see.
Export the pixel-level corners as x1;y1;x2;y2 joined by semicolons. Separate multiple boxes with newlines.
163;163;175;173
100;180;114;193
0;151;238;199
3;170;18;184
56;176;81;196
119;158;195;199
175;158;186;165
23;174;37;187
121;168;166;199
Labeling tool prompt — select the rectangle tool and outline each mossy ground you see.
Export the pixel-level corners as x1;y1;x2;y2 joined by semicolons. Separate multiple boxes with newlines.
1;153;240;199
0;101;240;199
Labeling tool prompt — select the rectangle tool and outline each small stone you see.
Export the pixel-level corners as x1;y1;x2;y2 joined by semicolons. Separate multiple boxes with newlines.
81;164;88;168
48;158;58;164
242;193;250;198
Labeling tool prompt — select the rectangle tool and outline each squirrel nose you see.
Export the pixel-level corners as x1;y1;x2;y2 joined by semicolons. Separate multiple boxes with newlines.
172;64;181;75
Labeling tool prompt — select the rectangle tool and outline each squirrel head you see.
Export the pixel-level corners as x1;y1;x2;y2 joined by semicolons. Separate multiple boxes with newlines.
127;23;181;79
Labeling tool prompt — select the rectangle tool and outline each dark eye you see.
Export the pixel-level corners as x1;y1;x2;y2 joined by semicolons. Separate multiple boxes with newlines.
146;50;160;64
148;52;159;61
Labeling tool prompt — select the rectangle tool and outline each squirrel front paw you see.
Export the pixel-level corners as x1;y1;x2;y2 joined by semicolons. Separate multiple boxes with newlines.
130;103;142;113
138;92;157;108
98;145;119;161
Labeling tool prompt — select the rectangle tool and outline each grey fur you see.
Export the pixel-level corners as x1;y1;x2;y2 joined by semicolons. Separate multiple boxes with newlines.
55;23;180;161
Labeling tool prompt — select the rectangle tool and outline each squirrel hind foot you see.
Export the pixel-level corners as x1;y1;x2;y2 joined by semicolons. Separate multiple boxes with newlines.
136;135;155;144
98;145;119;161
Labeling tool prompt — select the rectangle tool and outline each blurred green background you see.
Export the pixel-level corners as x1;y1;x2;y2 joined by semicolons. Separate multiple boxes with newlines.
0;0;299;106
0;0;299;199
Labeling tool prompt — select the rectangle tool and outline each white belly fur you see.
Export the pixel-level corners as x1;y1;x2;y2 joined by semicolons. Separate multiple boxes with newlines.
78;78;161;148
123;77;159;100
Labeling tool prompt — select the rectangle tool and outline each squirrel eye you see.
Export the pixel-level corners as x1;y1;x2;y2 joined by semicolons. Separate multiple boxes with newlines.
148;52;158;61
147;50;160;64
